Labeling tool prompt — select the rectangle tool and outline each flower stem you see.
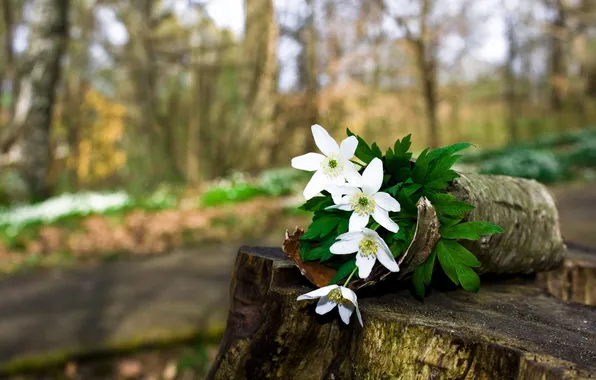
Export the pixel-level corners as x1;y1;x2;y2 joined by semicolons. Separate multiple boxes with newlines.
343;267;358;287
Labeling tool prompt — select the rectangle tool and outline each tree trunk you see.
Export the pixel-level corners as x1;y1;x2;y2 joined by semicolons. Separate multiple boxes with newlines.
241;0;278;168
504;16;520;142
0;0;15;125
18;0;69;201
208;246;596;380
549;0;567;116
414;40;440;149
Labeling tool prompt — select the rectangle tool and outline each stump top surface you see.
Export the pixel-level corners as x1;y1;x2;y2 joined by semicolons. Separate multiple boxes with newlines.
240;246;596;371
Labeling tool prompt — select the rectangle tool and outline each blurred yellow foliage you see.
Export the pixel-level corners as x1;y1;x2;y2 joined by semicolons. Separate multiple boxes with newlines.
69;90;127;184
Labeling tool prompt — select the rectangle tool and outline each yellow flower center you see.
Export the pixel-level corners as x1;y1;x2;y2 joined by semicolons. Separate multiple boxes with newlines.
321;154;344;179
349;192;375;216
328;288;350;305
359;237;378;258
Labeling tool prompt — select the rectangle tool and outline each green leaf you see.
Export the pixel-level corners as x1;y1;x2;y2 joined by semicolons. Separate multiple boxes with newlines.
441;221;504;240
412;148;430;183
436;200;475;217
371;142;383;158
300;241;312;261
395;134;412;156
303;245;329;261
435;239;460;285
386;183;401;196
346;128;379;164
413;266;426;297
337;218;349;234
301;216;340;240
329;259;356;285
440;239;481;267
456;265;480;292
299;196;333;212
427;142;473;162
422;250;436;285
403;183;422;196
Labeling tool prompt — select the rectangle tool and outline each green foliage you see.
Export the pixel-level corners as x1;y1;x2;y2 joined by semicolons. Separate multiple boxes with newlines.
346;128;382;164
435;239;481;292
200;183;266;207
441;221;504;240
479;150;566;184
297;130;504;297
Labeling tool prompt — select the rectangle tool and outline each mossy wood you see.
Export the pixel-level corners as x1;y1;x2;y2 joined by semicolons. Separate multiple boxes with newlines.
283;173;565;289
208;247;596;380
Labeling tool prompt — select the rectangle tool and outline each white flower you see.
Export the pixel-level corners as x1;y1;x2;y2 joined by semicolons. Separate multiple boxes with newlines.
297;285;363;326
330;228;399;279
291;124;363;200
326;157;401;232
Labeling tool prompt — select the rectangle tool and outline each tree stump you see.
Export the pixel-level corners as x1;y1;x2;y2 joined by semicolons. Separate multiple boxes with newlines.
208;246;596;380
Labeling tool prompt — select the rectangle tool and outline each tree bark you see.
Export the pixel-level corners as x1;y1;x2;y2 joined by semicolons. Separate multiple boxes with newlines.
208;246;596;380
17;0;69;201
449;173;564;274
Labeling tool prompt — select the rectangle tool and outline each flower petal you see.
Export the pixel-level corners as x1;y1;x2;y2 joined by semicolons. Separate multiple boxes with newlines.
291;152;325;171
361;158;384;194
340;286;358;306
297;285;338;301
325;184;357;204
349;212;369;232
373;192;401;212
325;204;352;211
344;164;364;187
337;231;365;240
330;238;361;254
375;233;393;257
376;245;400;272
312;124;339;155
315;296;337;314
303;170;327;200
355;305;363;326
356;252;376;279
338;304;354;325
339;135;358;160
372;207;399;233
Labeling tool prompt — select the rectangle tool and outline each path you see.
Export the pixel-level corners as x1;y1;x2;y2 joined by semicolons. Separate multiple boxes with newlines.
0;241;243;371
0;183;594;371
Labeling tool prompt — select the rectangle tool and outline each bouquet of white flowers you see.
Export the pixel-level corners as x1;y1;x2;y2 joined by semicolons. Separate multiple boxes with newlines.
285;125;503;326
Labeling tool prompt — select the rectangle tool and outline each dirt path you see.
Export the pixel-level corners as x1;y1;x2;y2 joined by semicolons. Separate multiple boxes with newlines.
0;241;242;371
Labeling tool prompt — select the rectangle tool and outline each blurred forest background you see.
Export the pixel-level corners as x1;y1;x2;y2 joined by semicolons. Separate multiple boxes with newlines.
0;1;596;378
1;0;595;202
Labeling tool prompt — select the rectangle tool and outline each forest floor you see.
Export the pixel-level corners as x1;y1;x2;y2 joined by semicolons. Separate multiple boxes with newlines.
0;182;594;379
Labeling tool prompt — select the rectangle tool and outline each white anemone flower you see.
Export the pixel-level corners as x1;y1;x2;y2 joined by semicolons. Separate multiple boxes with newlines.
330;228;400;279
327;157;401;232
297;285;363;326
291;124;363;200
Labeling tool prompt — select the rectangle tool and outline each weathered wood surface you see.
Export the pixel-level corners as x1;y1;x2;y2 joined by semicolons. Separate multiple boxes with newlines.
450;173;565;274
537;245;596;306
208;246;596;380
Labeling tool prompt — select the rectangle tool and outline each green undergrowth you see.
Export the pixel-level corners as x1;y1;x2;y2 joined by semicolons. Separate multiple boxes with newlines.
460;127;596;183
200;168;309;207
